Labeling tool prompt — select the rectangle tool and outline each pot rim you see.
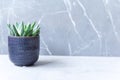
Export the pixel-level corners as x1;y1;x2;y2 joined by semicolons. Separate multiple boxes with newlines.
8;36;39;38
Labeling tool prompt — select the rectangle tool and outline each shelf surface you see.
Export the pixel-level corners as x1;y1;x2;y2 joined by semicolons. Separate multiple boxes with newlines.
0;55;120;80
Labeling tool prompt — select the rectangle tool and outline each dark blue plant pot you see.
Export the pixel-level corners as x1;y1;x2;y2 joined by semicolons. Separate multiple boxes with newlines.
8;36;39;66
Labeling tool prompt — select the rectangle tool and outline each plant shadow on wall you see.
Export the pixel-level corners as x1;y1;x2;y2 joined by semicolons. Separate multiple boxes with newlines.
7;22;40;66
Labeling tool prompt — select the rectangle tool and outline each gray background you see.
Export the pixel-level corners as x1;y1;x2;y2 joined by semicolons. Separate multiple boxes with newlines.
0;0;120;56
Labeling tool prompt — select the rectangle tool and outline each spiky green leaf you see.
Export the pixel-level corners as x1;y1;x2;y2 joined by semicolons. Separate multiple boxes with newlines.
7;22;40;37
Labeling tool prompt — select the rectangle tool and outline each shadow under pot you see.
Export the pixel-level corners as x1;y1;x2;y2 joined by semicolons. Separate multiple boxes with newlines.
8;36;40;66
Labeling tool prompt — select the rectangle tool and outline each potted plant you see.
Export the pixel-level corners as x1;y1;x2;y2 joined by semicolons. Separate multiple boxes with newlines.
7;22;40;66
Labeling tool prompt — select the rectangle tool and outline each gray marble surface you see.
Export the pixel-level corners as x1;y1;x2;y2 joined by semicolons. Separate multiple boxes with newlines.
0;0;120;56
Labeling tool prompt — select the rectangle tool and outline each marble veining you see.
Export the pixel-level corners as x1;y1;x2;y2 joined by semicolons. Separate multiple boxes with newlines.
0;0;120;56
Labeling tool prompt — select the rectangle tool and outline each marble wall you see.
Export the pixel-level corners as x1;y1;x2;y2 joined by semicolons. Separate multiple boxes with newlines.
0;0;120;56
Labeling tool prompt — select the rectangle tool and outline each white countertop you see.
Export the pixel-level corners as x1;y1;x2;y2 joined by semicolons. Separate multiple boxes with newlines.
0;55;120;80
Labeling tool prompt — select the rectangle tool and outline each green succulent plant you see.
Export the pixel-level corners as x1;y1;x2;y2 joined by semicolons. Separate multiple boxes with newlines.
7;22;40;37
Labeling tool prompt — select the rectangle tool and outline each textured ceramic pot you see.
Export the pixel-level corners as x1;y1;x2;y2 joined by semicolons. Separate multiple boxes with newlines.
8;36;39;66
